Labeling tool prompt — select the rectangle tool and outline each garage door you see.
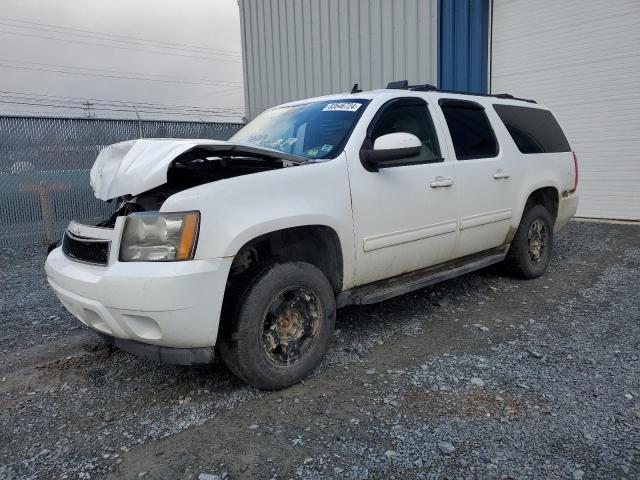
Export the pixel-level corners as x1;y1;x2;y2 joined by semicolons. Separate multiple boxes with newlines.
491;0;640;220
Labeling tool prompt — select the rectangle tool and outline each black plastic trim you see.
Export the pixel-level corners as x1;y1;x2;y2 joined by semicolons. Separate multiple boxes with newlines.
438;98;485;110
387;80;409;89
336;247;507;307
62;231;110;266
383;79;536;103
100;334;215;365
374;156;445;169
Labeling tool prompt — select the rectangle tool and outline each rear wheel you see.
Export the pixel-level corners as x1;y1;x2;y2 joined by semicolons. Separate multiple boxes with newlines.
220;262;336;389
505;204;554;279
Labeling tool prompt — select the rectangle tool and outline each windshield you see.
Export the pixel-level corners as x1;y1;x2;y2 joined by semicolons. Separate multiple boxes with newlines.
230;99;370;160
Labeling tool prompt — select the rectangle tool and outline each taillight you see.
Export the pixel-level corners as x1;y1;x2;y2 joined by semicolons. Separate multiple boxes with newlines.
571;151;579;192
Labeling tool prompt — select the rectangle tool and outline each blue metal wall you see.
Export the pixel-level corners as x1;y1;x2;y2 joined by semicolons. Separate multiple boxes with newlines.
438;0;490;93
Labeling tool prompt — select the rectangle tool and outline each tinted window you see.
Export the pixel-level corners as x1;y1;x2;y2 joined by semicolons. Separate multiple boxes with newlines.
439;99;498;160
493;104;571;154
369;99;441;163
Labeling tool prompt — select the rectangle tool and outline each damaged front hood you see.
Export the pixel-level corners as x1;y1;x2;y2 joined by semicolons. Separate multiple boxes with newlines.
90;138;306;200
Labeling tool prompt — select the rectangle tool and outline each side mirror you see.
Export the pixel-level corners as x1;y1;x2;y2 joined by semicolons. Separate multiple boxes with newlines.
361;132;422;171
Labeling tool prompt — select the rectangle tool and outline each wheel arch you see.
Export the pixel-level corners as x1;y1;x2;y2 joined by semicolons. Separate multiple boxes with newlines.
508;183;559;244
515;183;560;225
217;223;344;342
234;224;343;291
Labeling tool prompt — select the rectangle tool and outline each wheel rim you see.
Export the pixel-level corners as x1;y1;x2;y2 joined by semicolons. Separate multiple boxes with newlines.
527;219;548;264
261;287;322;365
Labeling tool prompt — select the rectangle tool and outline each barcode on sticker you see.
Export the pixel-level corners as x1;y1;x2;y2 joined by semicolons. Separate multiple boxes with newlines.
322;102;362;112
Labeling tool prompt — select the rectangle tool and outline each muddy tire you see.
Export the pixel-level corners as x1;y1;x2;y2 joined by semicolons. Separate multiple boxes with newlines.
505;204;554;279
219;262;336;389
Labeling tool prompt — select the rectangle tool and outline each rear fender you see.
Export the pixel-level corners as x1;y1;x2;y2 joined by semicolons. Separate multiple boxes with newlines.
512;181;561;232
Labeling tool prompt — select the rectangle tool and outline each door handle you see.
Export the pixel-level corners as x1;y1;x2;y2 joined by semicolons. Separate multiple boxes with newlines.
430;177;453;188
493;169;510;179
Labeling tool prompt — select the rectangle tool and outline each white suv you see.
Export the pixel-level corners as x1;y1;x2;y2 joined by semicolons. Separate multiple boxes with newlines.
45;82;579;389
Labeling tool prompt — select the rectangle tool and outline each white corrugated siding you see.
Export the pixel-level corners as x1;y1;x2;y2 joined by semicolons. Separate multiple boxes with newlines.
238;0;438;119
491;0;640;220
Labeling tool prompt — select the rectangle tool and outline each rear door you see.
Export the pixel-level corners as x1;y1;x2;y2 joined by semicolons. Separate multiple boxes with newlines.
347;97;459;285
436;98;516;258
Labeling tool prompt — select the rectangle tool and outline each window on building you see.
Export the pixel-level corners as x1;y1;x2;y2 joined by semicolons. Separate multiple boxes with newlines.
493;104;571;154
369;99;441;163
439;99;498;160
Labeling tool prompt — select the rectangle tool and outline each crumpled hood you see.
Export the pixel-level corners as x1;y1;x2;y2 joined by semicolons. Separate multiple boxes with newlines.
90;138;227;200
89;138;308;201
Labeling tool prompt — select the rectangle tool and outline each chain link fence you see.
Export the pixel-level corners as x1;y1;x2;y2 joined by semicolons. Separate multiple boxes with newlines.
0;116;243;247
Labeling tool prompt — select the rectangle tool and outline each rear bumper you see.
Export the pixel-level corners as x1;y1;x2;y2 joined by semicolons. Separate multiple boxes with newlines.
555;192;579;232
45;247;233;348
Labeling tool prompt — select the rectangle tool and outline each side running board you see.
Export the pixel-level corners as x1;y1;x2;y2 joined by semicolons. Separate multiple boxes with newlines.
337;248;508;308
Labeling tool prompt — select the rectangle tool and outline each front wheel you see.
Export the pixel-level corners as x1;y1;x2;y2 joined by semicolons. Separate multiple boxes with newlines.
220;262;336;389
505;204;554;279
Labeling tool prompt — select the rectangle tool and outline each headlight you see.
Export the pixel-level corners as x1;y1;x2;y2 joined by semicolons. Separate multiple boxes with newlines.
119;211;199;262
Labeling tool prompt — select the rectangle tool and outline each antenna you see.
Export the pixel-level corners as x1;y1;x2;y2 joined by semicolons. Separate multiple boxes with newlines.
351;83;362;94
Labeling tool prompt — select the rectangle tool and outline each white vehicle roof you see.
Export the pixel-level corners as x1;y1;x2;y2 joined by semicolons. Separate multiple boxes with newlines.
275;87;550;111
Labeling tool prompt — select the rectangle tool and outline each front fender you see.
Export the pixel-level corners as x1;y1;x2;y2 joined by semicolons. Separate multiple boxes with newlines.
160;154;356;288
222;214;344;256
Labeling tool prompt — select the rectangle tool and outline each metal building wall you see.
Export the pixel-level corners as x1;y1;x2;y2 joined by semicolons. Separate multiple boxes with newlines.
238;0;438;119
491;0;640;220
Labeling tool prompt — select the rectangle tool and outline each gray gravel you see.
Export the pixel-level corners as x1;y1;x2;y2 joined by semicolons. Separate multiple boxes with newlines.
1;221;639;479
0;246;82;355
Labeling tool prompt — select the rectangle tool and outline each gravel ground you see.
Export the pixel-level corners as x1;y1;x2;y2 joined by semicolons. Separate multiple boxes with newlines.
1;221;638;480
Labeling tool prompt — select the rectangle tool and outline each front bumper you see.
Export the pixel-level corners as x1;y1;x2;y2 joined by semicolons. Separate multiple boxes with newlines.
45;246;233;349
99;334;215;365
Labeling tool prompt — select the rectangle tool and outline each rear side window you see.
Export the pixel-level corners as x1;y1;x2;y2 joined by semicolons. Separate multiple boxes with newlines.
439;99;498;160
493;104;571;154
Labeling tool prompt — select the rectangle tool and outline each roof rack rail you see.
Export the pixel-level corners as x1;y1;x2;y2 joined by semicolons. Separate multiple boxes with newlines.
386;80;409;89
384;79;537;103
386;80;437;91
408;83;438;91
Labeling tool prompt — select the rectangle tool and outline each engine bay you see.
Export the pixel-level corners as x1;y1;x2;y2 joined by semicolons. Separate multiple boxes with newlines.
97;147;299;227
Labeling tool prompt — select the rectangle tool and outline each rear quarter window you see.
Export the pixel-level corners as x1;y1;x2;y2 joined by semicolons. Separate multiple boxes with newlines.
493;104;571;154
